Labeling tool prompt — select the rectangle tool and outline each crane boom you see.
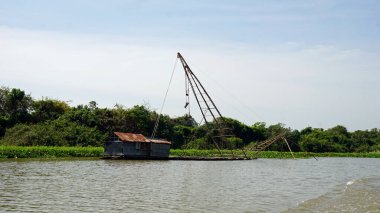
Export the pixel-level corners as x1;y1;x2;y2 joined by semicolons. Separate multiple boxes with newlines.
177;52;247;157
177;52;224;124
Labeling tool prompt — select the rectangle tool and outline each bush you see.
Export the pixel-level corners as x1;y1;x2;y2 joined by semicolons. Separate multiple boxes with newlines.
183;138;212;149
0;121;107;147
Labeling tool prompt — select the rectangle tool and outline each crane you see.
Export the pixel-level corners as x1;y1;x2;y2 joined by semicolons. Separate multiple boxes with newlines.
177;52;248;158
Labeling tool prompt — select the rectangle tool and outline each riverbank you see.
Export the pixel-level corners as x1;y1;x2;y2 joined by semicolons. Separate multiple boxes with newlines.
170;149;380;158
0;146;103;158
1;146;379;159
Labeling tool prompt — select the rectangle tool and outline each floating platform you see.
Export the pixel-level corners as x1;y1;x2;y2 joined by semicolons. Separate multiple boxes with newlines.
101;156;255;161
101;156;169;160
169;156;254;161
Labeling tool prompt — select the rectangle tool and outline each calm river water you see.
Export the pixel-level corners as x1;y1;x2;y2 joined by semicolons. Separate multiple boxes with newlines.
0;158;379;212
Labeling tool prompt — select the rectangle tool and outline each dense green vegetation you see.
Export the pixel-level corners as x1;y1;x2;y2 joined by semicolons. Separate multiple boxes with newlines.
0;146;103;158
171;149;380;158
1;86;380;153
1;146;379;159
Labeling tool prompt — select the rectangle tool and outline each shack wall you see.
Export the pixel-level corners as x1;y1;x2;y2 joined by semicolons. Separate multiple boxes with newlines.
150;143;170;158
104;141;150;157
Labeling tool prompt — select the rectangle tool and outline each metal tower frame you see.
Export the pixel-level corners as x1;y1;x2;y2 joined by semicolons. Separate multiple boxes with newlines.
177;52;247;157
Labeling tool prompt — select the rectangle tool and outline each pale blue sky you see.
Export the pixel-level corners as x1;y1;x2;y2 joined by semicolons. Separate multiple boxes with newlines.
0;0;379;130
1;1;379;46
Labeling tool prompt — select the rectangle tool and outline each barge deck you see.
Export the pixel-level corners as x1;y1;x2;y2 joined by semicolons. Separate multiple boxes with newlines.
102;156;255;161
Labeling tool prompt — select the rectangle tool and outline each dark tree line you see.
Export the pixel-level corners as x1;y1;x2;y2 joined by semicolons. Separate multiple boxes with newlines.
0;86;379;152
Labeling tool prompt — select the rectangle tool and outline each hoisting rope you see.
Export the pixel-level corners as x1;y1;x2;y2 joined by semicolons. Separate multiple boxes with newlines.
151;57;178;139
184;72;189;108
180;114;205;156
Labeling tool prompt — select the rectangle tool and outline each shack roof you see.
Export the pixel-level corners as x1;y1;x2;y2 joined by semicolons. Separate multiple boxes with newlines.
114;132;171;145
114;132;150;143
149;138;172;145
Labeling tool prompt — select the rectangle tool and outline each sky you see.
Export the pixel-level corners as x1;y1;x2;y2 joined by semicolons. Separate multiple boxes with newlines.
0;0;379;130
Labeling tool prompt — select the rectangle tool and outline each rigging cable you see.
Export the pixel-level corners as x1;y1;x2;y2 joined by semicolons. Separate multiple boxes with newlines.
151;57;178;139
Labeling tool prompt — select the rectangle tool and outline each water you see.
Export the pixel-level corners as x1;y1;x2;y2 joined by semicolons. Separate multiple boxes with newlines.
0;158;379;212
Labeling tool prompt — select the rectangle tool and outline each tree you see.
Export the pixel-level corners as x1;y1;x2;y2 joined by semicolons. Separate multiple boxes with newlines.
325;125;350;152
0;120;107;147
300;128;346;152
171;125;194;148
32;98;70;122
2;86;380;152
266;123;290;151
125;105;155;135
285;130;301;152
185;137;213;149
226;137;244;149
171;114;197;127
221;117;255;145
350;129;380;152
251;122;268;142
0;87;33;136
0;123;66;146
300;127;313;135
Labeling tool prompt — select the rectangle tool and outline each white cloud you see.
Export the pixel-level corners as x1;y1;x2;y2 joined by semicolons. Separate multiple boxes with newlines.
0;26;379;130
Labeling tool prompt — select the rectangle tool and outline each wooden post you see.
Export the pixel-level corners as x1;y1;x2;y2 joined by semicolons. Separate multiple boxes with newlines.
282;137;295;160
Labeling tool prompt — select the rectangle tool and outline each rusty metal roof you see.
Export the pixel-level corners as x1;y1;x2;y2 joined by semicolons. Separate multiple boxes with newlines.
149;139;171;145
114;132;150;143
114;132;171;144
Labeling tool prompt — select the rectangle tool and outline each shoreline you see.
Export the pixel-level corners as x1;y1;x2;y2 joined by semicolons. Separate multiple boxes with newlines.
1;146;379;159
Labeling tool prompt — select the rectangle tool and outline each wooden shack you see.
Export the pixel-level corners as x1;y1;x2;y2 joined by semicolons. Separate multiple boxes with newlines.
104;132;171;159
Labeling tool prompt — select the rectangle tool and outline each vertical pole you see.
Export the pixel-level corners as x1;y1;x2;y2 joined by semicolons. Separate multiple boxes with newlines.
282;137;295;160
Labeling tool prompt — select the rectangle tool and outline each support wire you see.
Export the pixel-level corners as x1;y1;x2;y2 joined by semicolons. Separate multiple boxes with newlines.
151;57;178;138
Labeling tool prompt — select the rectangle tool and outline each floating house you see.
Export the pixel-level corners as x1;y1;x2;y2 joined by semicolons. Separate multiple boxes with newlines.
104;132;171;159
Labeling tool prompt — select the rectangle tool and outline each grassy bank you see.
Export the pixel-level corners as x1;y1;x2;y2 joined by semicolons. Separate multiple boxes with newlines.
0;146;103;158
1;146;379;159
170;149;380;158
